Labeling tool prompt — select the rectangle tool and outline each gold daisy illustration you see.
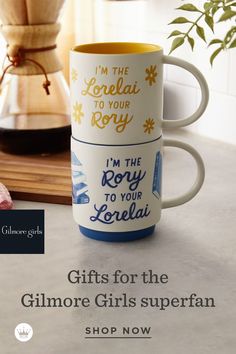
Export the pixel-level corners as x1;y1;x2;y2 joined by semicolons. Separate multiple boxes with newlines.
71;68;78;82
145;65;158;86
73;102;84;124
143;118;155;134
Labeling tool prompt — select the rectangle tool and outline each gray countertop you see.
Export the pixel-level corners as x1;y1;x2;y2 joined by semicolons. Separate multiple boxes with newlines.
0;130;235;354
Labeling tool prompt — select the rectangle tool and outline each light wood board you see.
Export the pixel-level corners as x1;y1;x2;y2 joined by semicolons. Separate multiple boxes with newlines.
0;151;71;205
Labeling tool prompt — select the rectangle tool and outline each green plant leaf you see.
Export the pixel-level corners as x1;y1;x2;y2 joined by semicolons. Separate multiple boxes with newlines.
211;5;220;16
169;17;191;24
169;37;185;54
223;6;232;11
224;27;236;44
226;26;236;36
218;9;236;21
229;38;236;48
205;14;214;31
177;4;200;12
210;47;222;65
204;3;212;11
208;38;223;46
196;25;206;42
187;36;195;50
168;30;183;38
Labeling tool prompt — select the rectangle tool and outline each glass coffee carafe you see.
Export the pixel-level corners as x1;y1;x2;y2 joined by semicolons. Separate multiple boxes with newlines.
0;70;70;154
0;0;70;154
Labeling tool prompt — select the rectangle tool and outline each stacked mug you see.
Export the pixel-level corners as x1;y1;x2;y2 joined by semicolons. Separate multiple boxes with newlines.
70;42;209;242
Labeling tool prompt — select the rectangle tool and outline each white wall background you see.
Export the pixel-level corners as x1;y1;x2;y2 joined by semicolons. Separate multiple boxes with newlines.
75;0;236;145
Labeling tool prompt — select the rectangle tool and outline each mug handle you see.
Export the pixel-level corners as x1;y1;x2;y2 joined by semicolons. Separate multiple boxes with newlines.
162;139;205;209
162;55;209;129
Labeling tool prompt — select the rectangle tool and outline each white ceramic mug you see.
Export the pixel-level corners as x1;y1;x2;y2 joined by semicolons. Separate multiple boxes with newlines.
70;42;209;144
70;42;208;242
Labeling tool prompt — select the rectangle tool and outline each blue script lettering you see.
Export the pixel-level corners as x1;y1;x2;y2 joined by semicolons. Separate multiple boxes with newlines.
90;202;151;224
101;170;146;191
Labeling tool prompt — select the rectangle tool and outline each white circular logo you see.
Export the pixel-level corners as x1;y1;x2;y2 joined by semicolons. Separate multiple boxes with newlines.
15;323;33;342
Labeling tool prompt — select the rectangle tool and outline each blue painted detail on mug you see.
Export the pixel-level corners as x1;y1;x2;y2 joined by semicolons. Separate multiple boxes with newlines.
71;151;82;166
72;171;83;178
73;191;90;204
71;151;90;204
152;151;162;199
79;225;155;242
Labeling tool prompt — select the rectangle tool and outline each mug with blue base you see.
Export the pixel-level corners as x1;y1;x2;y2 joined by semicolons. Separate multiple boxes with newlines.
71;136;205;242
70;42;208;242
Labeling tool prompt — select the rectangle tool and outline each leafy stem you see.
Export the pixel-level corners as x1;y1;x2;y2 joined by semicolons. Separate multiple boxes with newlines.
183;12;205;39
168;1;236;65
